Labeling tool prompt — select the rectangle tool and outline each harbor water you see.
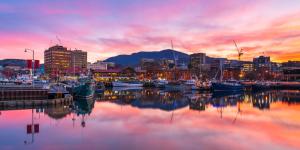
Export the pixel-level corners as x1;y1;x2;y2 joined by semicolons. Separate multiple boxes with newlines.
0;89;299;150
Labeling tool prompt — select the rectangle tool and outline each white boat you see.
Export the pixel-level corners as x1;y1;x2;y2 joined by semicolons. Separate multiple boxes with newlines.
112;81;143;87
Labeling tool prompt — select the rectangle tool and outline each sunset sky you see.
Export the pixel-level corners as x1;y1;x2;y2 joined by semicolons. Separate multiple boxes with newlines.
0;0;300;63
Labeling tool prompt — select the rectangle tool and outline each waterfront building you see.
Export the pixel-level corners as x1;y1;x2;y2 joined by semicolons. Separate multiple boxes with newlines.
44;45;88;77
210;58;226;79
241;61;254;72
88;61;114;71
282;61;300;81
70;50;87;74
190;53;206;67
271;62;282;72
253;56;271;71
159;59;174;70
92;69;122;81
190;53;210;78
140;58;160;71
44;45;72;77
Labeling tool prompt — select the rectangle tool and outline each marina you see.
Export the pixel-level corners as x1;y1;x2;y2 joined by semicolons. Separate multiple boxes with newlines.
1;0;300;149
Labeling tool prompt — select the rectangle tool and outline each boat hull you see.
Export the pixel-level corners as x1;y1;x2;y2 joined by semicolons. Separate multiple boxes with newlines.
73;83;95;99
212;82;244;92
112;82;143;87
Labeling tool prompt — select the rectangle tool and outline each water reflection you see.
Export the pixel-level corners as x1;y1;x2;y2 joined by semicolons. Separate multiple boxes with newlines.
95;88;300;113
0;89;300;149
96;88;190;111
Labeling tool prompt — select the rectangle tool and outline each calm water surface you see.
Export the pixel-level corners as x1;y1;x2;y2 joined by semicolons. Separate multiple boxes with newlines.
0;89;300;150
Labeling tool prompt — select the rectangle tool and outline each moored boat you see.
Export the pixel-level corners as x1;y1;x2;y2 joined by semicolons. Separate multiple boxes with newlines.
212;80;244;92
154;79;168;88
112;81;143;87
72;78;95;99
165;81;184;91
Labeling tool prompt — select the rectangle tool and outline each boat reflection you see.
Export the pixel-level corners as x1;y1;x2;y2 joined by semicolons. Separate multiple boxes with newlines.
72;97;95;128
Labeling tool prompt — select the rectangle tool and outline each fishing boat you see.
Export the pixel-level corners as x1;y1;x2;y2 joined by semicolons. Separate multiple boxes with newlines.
72;78;95;99
112;81;143;87
212;80;244;92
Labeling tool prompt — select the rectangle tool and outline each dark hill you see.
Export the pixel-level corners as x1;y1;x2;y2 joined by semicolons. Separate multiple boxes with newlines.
104;49;190;66
0;59;26;67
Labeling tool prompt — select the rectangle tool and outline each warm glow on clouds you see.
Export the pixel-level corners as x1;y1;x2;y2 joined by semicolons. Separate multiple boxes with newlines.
0;0;300;63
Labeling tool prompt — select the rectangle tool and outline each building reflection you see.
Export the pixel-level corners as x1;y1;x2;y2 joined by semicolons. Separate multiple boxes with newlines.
95;88;189;111
44;105;71;120
95;89;300;113
250;90;300;110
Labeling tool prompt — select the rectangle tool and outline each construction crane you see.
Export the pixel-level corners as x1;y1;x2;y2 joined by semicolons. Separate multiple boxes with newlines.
233;40;243;61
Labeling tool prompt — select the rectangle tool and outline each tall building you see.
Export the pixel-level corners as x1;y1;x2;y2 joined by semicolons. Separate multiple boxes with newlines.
253;56;271;71
140;58;159;70
44;45;71;76
241;61;254;72
44;45;88;76
71;50;87;73
159;59;174;70
190;53;206;66
190;53;210;78
282;61;300;81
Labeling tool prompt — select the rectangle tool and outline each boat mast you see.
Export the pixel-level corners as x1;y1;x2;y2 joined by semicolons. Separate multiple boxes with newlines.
171;40;177;69
220;60;223;82
73;52;75;77
171;40;177;81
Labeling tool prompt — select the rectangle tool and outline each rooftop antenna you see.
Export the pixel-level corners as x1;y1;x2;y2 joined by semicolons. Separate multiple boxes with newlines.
233;40;243;61
56;35;62;45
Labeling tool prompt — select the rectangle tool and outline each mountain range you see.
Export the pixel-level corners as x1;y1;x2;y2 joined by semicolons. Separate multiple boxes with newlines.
0;59;26;67
104;49;190;66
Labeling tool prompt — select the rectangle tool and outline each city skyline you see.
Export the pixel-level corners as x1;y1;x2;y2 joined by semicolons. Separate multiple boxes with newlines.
0;0;300;63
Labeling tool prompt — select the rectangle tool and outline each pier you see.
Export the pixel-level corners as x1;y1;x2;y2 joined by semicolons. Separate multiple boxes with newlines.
0;95;73;110
0;86;48;100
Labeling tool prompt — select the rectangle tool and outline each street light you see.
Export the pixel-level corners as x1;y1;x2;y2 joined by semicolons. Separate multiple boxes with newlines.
24;49;35;86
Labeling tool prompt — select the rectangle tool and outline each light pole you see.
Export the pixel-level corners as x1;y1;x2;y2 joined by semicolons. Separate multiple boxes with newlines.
25;49;35;86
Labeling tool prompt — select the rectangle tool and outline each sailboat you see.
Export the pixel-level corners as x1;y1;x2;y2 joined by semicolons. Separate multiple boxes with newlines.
211;60;244;92
165;40;184;91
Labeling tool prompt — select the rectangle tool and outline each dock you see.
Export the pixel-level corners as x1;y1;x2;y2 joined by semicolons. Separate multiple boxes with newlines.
0;86;48;100
0;94;73;110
